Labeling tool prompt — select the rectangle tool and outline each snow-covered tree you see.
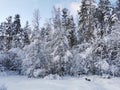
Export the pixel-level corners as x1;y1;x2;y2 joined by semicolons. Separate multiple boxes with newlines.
31;9;41;42
49;29;72;76
52;7;61;30
22;21;31;46
11;14;23;48
23;17;52;78
62;8;77;48
4;16;13;50
23;39;50;77
13;14;21;35
0;16;14;51
77;0;97;43
46;7;73;76
96;0;117;36
116;0;120;20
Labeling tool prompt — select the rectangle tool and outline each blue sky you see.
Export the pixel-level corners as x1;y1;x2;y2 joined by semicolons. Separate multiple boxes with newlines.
0;0;116;27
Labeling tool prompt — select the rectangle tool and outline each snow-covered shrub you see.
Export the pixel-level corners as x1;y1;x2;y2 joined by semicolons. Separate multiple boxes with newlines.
71;43;93;76
26;68;47;78
22;39;51;77
33;69;47;78
102;74;111;79
0;65;5;72
0;50;22;74
44;74;62;80
0;65;7;76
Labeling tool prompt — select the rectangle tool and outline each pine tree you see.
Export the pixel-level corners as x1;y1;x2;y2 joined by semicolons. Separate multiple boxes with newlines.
97;0;117;36
23;21;31;46
116;0;120;20
0;22;6;51
48;7;73;76
52;7;61;30
49;29;70;76
13;14;21;35
12;14;25;48
78;0;97;43
31;9;41;42
62;8;77;48
4;16;13;50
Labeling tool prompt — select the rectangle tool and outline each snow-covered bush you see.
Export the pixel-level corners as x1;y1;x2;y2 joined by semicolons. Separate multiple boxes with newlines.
44;74;62;80
0;50;22;74
26;68;47;78
22;32;51;77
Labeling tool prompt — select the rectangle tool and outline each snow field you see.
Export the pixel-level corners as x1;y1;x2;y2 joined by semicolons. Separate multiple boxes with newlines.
0;75;120;90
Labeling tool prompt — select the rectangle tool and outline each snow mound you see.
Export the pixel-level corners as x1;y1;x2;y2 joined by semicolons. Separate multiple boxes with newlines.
33;69;46;78
102;74;111;79
0;85;7;90
44;74;62;80
0;72;7;76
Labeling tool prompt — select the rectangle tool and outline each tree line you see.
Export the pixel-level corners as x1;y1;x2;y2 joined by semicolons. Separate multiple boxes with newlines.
0;0;120;77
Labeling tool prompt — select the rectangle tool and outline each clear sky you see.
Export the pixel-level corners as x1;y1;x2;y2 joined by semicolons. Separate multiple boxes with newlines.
0;0;116;27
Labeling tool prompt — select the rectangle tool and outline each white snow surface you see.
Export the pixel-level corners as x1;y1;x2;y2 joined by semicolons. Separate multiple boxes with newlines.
0;75;120;90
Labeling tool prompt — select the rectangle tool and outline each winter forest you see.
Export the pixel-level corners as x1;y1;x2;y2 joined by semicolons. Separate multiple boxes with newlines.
0;0;120;78
1;0;120;89
0;0;120;80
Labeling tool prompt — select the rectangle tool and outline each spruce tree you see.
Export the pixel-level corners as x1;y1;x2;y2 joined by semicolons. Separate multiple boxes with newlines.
31;9;41;42
78;0;97;43
116;0;120;20
62;8;76;48
13;14;21;35
23;21;31;46
97;0;116;36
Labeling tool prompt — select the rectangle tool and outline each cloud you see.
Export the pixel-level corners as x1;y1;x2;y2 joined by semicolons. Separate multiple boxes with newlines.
55;3;63;9
69;2;81;17
54;0;81;17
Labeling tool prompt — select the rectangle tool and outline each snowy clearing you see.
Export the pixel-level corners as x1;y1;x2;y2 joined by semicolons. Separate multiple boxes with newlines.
0;75;120;90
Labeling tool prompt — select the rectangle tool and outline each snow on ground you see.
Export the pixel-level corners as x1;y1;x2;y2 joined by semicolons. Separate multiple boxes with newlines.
0;75;120;90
